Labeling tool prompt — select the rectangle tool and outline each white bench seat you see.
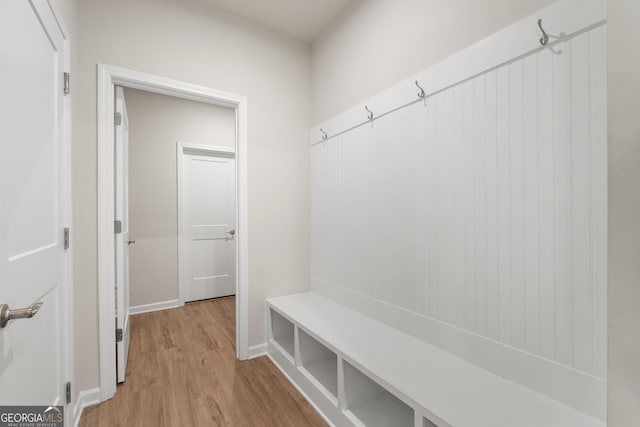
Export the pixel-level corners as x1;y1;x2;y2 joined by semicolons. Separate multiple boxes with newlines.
266;292;605;427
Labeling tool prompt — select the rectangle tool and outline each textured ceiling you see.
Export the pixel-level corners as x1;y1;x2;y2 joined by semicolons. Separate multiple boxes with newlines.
202;0;358;42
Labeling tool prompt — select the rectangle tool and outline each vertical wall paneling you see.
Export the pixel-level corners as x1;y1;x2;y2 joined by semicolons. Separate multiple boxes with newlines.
523;53;541;355
553;34;574;368
496;65;512;345
570;32;592;374
310;24;606;383
589;25;607;380
537;46;556;362
473;75;487;337
484;69;499;342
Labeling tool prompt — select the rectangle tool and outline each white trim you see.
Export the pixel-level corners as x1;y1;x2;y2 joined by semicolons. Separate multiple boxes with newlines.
129;299;181;316
309;0;606;142
248;343;267;359
72;387;101;427
97;64;250;402
58;4;75;419
178;141;235;156
177;142;236;306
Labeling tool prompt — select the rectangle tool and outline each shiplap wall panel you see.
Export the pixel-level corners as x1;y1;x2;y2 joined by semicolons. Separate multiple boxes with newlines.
590;25;607;380
485;70;499;343
311;26;606;381
523;53;540;356
538;46;556;362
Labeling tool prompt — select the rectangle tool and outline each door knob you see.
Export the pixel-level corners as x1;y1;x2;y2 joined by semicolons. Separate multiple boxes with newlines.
128;239;136;245
228;230;235;236
0;302;43;328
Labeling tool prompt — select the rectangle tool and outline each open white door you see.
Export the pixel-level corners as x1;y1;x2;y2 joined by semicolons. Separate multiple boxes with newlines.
179;146;236;303
0;0;71;415
114;87;131;383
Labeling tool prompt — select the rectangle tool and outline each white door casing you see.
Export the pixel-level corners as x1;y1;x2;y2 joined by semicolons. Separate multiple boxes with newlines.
114;87;131;383
0;0;72;414
98;65;249;400
178;144;236;303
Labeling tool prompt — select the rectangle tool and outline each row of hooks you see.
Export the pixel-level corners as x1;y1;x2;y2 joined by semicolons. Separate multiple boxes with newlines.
319;80;426;140
320;18;551;141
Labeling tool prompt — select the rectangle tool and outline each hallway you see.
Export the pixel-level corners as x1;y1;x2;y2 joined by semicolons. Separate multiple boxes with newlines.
80;297;326;426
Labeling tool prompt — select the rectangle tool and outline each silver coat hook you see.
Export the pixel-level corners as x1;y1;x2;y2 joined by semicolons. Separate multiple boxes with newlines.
415;80;425;99
365;106;373;120
537;18;549;46
320;128;328;140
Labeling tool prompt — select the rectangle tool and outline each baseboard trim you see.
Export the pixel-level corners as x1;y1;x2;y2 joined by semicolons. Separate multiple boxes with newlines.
130;299;180;315
248;343;267;359
72;387;100;427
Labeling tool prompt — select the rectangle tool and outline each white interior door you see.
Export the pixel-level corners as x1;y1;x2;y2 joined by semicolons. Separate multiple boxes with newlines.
180;147;236;302
0;0;70;412
115;87;131;383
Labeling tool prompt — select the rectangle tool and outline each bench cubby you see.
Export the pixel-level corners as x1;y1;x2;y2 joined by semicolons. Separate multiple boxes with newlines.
343;361;414;427
266;292;604;427
299;328;338;402
269;308;295;361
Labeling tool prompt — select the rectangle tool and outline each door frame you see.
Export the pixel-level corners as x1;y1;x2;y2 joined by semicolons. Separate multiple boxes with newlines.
96;64;249;401
176;142;236;305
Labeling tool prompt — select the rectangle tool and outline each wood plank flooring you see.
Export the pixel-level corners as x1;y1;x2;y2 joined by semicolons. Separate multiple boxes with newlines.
80;297;327;427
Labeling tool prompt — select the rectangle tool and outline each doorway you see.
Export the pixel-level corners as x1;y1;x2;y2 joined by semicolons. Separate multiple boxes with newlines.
97;65;249;402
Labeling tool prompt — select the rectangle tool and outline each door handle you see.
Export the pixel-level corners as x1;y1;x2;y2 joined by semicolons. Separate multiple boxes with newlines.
228;230;235;236
127;239;136;245
0;302;43;328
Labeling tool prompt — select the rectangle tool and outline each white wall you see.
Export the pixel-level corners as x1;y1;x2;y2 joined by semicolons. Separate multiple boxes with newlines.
311;0;555;124
123;88;236;307
607;1;640;425
74;0;311;393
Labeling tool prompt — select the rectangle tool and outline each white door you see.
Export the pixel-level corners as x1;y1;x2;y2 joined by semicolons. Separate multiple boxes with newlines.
114;87;131;383
179;147;236;302
0;0;70;414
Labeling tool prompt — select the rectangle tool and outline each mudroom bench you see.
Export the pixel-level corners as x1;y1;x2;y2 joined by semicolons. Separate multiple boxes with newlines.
266;292;604;427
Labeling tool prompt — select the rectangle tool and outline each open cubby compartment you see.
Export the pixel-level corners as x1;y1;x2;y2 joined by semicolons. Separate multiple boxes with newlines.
343;361;414;427
423;416;438;427
298;328;338;402
270;308;295;361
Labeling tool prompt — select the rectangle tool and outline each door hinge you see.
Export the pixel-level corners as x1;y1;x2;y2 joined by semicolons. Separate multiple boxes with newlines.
63;72;70;95
65;382;71;404
114;220;122;234
114;112;122;126
116;328;123;342
63;227;70;250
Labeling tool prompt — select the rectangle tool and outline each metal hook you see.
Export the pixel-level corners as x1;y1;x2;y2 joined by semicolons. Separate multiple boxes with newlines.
415;80;425;99
537;19;549;46
320;128;327;140
365;106;373;120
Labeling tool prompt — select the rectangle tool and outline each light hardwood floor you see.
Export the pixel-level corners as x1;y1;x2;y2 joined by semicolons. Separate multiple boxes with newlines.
80;297;327;426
